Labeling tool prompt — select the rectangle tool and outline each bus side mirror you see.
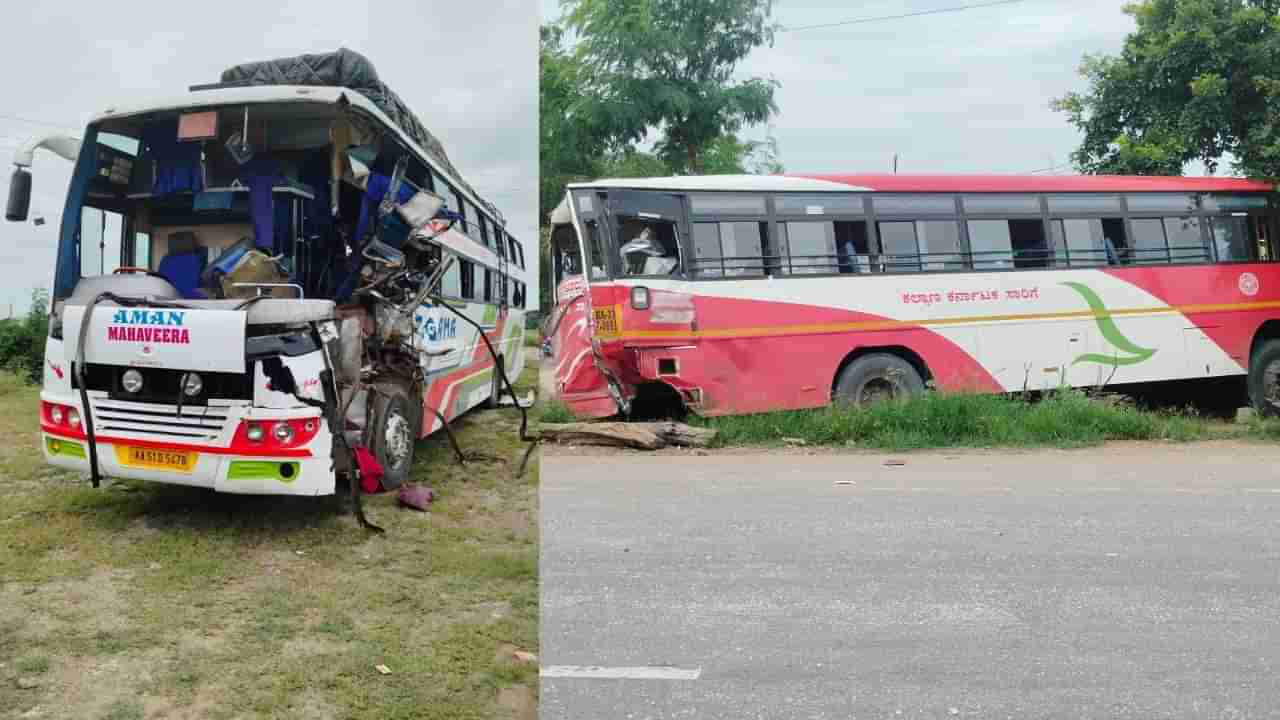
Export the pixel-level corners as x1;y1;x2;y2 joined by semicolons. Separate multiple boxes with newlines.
6;167;31;222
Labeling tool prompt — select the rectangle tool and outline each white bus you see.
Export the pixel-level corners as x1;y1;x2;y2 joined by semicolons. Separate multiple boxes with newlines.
6;51;533;498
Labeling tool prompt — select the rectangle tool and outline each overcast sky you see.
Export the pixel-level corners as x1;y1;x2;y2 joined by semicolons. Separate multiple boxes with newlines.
0;0;537;316
541;0;1149;175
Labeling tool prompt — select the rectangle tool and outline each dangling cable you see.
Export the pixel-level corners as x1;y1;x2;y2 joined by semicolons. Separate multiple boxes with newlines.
427;294;537;478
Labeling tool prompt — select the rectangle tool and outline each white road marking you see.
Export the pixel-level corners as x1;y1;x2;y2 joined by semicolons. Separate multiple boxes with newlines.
540;665;702;680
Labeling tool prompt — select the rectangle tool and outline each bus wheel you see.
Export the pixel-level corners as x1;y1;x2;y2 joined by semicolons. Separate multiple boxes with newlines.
834;353;925;407
483;357;504;410
1248;340;1280;416
370;385;418;490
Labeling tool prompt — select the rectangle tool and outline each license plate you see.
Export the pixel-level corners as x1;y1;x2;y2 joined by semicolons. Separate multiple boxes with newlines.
116;445;196;473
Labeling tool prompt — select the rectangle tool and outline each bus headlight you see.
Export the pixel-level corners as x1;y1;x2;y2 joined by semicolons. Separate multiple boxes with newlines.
272;422;295;445
182;373;203;397
67;409;81;429
246;422;265;442
121;369;143;394
50;405;64;424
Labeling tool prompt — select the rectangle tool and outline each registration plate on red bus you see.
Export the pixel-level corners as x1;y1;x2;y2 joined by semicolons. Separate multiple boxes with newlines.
116;445;196;473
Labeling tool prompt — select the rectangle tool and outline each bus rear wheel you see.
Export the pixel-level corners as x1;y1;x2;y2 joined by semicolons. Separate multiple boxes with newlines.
834;353;925;407
1248;339;1280;417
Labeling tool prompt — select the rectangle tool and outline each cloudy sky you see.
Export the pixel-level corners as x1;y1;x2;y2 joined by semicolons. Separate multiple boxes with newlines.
0;0;537;315
541;0;1145;174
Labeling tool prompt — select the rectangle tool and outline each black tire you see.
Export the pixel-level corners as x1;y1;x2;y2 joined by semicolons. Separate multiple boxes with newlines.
1248;339;1280;416
369;385;419;490
483;356;504;409
833;353;926;407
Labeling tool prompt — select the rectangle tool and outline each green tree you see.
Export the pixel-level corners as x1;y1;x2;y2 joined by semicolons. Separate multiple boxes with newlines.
541;24;609;223
562;0;779;174
1053;0;1280;178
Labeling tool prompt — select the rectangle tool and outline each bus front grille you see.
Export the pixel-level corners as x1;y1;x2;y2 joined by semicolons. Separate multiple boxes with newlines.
88;399;231;443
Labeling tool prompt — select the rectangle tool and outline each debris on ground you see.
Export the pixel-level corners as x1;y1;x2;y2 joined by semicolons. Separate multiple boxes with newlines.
783;437;807;446
835;480;855;486
374;664;392;676
1236;407;1256;423
538;421;717;450
513;650;538;664
884;459;907;467
397;485;436;511
15;677;39;690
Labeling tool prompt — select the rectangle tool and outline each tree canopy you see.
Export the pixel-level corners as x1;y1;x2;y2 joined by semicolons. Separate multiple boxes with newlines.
1054;0;1280;178
560;0;779;174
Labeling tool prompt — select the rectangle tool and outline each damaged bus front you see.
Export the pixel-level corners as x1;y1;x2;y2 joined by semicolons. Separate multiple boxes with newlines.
7;51;532;496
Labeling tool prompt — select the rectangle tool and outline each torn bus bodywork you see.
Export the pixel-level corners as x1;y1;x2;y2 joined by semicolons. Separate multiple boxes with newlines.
14;50;528;497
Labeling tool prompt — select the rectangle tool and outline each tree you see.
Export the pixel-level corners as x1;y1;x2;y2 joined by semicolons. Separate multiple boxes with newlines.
562;0;779;174
540;24;609;223
1053;0;1280;178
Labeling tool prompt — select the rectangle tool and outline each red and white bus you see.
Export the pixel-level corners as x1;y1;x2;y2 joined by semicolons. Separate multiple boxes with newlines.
547;174;1280;418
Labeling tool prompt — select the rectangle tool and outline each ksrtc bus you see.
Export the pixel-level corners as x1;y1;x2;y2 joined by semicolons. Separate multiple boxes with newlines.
548;174;1278;418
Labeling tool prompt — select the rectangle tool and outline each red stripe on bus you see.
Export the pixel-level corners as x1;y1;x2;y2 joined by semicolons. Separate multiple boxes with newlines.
792;173;1275;194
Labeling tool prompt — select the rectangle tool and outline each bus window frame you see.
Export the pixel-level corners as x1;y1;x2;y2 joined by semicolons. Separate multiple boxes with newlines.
681;192;770;280
772;195;872;277
958;194;1051;271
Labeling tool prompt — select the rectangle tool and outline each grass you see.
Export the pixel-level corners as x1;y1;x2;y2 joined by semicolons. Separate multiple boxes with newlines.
0;364;541;720
688;389;1280;450
536;400;575;424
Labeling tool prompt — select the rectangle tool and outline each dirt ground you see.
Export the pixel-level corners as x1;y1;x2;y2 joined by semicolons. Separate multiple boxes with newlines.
0;364;540;720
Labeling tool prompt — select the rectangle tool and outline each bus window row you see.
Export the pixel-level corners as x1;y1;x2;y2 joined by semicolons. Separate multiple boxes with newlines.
439;255;528;309
603;192;1276;279
424;169;525;270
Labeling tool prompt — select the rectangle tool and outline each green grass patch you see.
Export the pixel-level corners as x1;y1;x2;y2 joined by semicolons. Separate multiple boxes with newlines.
15;655;50;674
537;400;575;424
690;390;1229;450
0;370;537;719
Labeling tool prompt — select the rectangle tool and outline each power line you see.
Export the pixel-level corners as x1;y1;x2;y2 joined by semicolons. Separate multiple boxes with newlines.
778;0;1031;33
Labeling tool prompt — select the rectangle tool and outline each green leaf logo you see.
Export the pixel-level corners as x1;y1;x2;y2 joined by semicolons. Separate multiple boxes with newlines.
1061;282;1156;367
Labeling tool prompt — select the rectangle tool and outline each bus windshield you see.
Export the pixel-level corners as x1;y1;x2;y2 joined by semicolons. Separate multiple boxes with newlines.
55;101;354;302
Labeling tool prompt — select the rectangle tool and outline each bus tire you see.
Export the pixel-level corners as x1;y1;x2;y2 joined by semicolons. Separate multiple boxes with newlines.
369;384;419;490
483;357;504;409
1248;339;1280;417
834;353;925;407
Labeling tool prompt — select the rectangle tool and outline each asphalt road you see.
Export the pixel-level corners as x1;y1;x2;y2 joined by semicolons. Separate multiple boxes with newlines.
540;443;1280;719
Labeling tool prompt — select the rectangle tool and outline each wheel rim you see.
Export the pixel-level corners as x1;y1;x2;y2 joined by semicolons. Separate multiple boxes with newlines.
858;376;898;405
384;406;413;471
1264;359;1280;407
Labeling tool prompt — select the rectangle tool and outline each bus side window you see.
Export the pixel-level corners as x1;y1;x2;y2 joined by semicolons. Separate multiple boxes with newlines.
619;218;681;277
1209;215;1256;262
690;221;766;278
460;259;476;299
1101;218;1129;265
584;221;609;280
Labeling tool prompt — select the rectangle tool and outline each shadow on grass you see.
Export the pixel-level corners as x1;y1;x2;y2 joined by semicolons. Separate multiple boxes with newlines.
64;478;350;538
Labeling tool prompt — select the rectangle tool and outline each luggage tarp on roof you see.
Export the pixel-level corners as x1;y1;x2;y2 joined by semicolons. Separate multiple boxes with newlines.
219;48;501;222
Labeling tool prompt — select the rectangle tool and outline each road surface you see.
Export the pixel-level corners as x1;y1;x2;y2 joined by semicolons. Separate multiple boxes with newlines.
541;443;1280;719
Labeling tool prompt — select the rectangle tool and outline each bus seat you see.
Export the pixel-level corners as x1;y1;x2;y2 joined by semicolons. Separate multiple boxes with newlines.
157;231;207;299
